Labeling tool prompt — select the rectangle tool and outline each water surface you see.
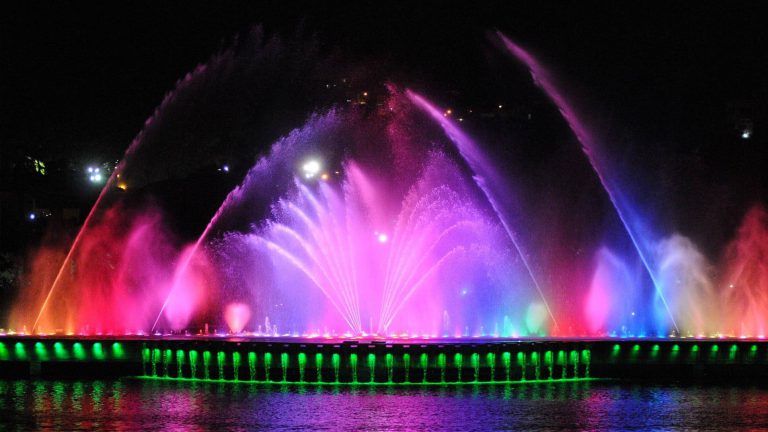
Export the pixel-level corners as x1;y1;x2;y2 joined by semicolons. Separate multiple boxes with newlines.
2;379;767;430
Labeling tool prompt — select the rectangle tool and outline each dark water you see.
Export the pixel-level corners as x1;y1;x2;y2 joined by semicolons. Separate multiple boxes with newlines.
2;379;768;431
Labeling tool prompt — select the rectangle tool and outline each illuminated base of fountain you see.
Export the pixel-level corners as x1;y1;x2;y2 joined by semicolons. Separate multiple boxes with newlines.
1;335;767;383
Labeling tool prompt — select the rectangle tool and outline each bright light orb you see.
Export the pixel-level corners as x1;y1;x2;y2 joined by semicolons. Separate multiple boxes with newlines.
302;159;321;179
87;166;104;183
377;233;388;243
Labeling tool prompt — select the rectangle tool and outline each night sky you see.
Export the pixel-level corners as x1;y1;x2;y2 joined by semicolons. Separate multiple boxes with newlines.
2;1;767;253
3;2;764;149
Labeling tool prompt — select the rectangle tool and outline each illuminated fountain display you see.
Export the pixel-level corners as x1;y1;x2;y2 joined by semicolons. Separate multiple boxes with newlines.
11;99;549;339
1;32;767;384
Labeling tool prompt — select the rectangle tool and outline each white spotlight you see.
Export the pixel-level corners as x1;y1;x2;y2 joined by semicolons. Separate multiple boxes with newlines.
302;159;321;179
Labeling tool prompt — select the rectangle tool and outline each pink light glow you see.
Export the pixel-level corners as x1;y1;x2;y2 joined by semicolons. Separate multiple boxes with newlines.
224;303;251;334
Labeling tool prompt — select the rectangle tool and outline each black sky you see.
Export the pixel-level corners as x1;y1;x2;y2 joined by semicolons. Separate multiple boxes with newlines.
3;1;765;156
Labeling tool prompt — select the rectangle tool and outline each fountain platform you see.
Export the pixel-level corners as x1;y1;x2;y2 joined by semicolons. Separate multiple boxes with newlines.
1;336;766;384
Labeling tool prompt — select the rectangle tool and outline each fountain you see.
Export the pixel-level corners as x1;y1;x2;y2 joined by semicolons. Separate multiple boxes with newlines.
1;30;767;384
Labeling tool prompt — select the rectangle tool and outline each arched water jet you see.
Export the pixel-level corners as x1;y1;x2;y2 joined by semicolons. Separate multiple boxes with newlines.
150;110;347;332
405;90;558;333
495;32;679;334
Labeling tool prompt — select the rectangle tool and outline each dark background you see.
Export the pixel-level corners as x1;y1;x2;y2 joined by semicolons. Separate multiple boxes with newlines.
3;2;765;159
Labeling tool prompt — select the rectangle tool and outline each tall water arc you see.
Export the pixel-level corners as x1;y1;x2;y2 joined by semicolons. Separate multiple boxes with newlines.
496;32;679;335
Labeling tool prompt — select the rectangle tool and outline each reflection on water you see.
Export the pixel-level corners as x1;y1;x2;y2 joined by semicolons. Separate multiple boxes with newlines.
2;379;768;430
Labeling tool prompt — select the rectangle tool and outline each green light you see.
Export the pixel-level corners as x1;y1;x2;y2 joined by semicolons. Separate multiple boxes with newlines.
613;344;621;352
203;351;212;380
232;352;241;381
709;344;719;361
582;349;591;378
280;352;289;382
751;345;758;352
73;343;86;360
729;344;738;361
152;348;161;377
670;344;680;361
92;342;105;360
350;353;359;383
264;352;272;382
112;343;125;359
35;342;49;360
190;350;200;379
650;344;660;359
297;352;306;382
54;342;68;360
314;353;323;383
0;342;8;361
570;350;580;378
453;353;463;382
332;353;340;383
632;344;640;351
367;353;376;383
518;352;527;381
217;351;226;380
135;374;600;386
163;349;173;378
692;344;699;352
177;350;186;379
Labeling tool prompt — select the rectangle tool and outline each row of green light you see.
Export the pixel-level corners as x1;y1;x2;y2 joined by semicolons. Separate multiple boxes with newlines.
0;341;125;361
611;343;761;362
141;348;593;384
